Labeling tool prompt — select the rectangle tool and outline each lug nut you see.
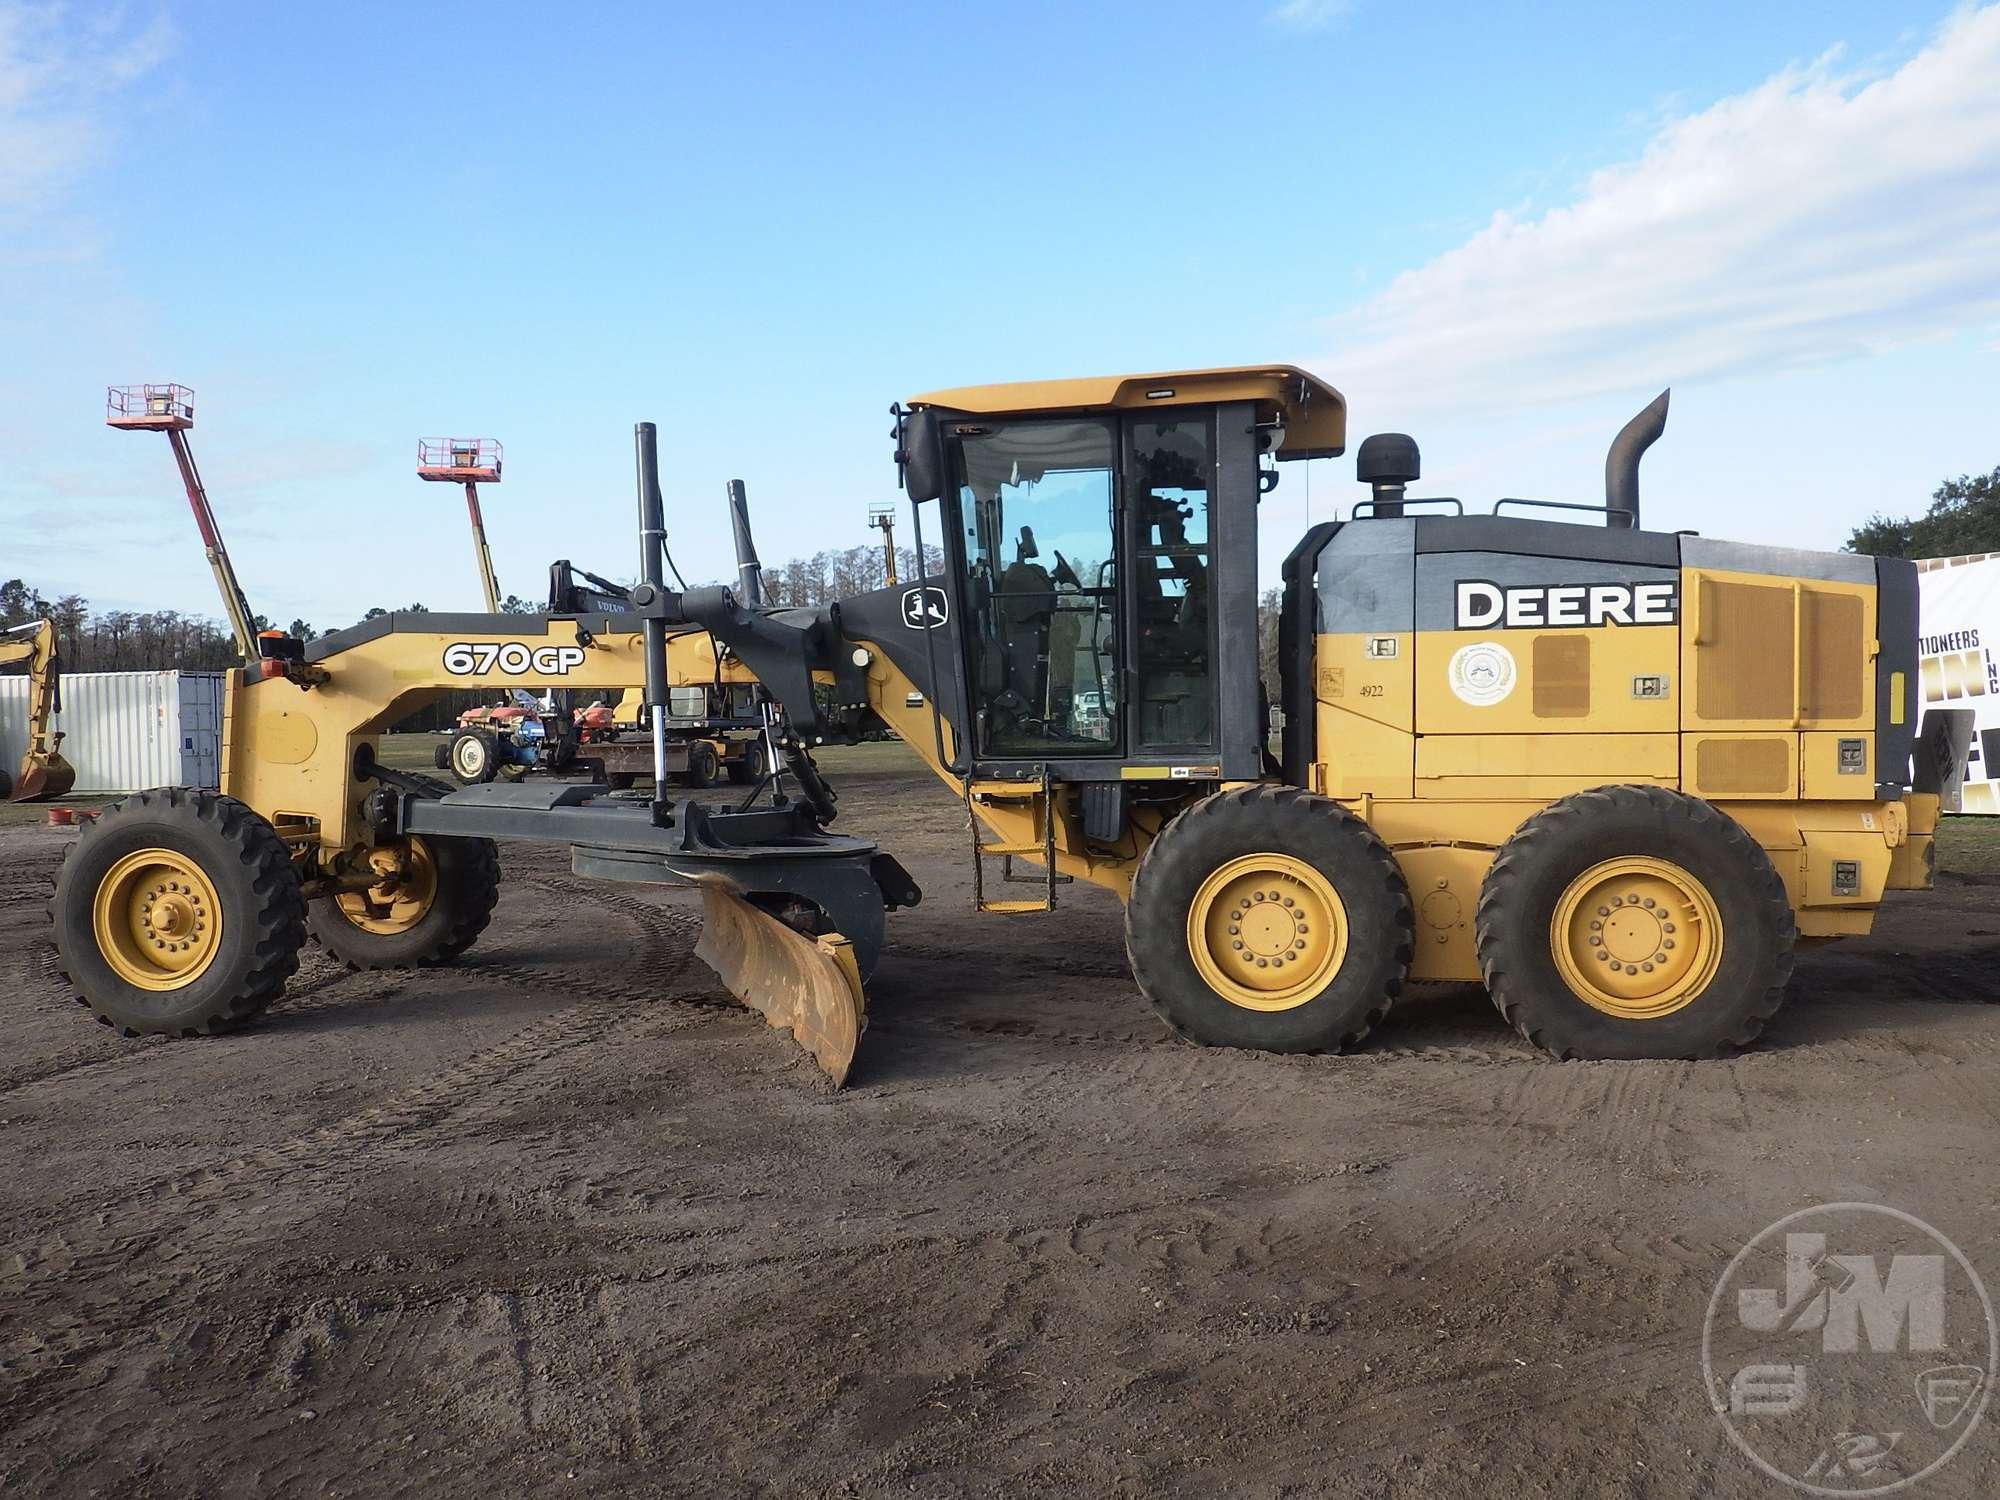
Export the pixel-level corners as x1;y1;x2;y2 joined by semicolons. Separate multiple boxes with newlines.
1641;962;1654;973
1294;939;1307;951
1609;961;1623;972
1227;924;1239;936
1596;905;1610;917
1281;897;1294;908
1641;897;1655;909
1241;951;1255;962
1663;923;1675;934
1663;939;1675;951
1596;950;1609;962
1230;939;1243;950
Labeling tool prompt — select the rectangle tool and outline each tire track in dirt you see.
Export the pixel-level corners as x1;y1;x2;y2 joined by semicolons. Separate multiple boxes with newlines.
0;1001;721;1423
0;873;714;1308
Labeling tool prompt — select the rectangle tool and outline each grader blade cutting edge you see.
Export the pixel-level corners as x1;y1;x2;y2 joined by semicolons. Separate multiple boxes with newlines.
694;885;867;1086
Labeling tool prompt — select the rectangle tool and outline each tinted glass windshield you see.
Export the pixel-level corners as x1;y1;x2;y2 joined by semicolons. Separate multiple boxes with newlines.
952;420;1120;756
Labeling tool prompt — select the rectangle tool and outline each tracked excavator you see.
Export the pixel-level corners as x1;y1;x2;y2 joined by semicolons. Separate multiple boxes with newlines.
53;366;1969;1085
1;619;77;802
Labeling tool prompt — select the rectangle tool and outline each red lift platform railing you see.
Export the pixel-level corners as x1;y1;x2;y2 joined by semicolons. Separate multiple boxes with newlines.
106;383;195;431
418;438;504;611
106;385;259;661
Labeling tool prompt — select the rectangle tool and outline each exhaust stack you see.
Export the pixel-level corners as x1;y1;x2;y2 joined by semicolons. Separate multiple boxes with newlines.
1605;389;1669;530
726;479;764;607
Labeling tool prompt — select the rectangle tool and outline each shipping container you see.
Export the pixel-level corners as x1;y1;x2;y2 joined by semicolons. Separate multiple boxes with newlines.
0;670;225;793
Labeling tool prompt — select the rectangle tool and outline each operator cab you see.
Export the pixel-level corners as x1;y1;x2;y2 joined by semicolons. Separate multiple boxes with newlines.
894;366;1344;784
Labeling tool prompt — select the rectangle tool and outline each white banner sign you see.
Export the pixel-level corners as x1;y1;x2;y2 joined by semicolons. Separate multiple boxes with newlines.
1918;552;2000;813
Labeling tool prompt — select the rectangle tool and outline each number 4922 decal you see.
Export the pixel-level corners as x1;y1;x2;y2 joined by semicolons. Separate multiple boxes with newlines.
442;642;587;676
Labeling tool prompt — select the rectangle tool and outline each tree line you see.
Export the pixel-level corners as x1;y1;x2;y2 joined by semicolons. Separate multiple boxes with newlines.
1847;466;2000;557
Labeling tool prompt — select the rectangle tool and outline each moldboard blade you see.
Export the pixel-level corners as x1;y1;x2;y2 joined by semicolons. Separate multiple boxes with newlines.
693;885;867;1086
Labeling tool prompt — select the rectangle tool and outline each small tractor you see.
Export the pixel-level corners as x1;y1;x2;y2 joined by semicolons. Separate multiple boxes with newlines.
57;367;1968;1085
431;479;775;791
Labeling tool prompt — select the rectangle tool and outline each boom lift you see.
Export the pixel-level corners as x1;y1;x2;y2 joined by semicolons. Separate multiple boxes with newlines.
0;619;77;802
54;366;1968;1086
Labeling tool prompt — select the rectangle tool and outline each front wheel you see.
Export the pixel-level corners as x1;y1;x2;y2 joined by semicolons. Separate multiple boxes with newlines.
50;788;307;1035
1475;785;1794;1059
307;835;501;969
1126;786;1413;1053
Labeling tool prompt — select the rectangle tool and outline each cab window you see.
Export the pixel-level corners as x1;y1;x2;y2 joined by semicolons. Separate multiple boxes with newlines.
951;420;1120;756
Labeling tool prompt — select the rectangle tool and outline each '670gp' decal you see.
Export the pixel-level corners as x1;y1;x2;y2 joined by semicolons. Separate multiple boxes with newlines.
442;642;587;675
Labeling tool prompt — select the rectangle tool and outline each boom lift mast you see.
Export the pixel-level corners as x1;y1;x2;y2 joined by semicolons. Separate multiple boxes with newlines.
106;386;259;660
419;438;504;613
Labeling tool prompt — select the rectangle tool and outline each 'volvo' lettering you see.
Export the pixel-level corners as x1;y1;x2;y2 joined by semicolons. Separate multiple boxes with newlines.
1454;579;1678;630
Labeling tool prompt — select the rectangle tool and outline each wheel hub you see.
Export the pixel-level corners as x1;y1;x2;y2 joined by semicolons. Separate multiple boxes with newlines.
334;839;438;935
1187;853;1348;1013
1550;857;1721;1020
93;849;224;991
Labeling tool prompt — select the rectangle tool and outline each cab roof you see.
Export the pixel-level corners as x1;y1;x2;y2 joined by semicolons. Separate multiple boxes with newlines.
908;364;1346;460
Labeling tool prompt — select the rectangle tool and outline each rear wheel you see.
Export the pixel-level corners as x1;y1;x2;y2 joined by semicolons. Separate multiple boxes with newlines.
431;742;451;771
1475;785;1793;1059
1126;786;1413;1053
448;728;500;785
726;738;770;785
683;740;719;789
50;788;307;1035
307;834;501;969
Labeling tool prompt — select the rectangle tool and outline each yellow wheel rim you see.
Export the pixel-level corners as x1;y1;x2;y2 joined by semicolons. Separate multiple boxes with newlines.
1187;853;1348;1013
333;839;439;935
92;848;224;992
1550;856;1723;1020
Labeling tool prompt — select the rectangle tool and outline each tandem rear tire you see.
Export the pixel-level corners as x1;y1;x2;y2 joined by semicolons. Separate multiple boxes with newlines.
50;788;307;1035
1474;785;1794;1059
307;834;502;969
1126;786;1413;1053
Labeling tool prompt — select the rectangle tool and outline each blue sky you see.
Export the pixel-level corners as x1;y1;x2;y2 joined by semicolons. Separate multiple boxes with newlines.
4;0;1997;628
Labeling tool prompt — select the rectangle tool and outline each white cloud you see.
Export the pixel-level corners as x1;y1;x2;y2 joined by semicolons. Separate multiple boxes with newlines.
0;2;171;229
1268;0;1352;33
1318;5;2000;418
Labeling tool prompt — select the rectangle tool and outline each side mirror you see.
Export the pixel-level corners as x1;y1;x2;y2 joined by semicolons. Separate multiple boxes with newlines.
899;406;944;502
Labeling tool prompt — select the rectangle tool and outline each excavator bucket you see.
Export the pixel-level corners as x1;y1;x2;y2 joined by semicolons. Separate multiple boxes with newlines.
693;885;868;1086
9;751;76;803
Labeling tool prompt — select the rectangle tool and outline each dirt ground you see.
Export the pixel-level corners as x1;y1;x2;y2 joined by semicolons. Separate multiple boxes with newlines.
2;745;1997;1497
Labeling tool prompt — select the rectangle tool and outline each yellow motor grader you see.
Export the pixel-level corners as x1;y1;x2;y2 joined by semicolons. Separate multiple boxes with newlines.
51;367;1969;1084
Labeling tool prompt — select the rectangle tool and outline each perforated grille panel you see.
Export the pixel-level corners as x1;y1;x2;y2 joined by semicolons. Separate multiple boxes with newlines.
1695;737;1792;794
1533;635;1590;718
1696;580;1794;721
1801;591;1863;720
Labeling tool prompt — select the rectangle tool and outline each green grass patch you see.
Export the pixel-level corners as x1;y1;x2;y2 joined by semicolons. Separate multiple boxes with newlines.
1936;816;2000;879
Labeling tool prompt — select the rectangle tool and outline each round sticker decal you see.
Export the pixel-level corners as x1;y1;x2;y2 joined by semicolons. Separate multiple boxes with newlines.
1448;641;1516;706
